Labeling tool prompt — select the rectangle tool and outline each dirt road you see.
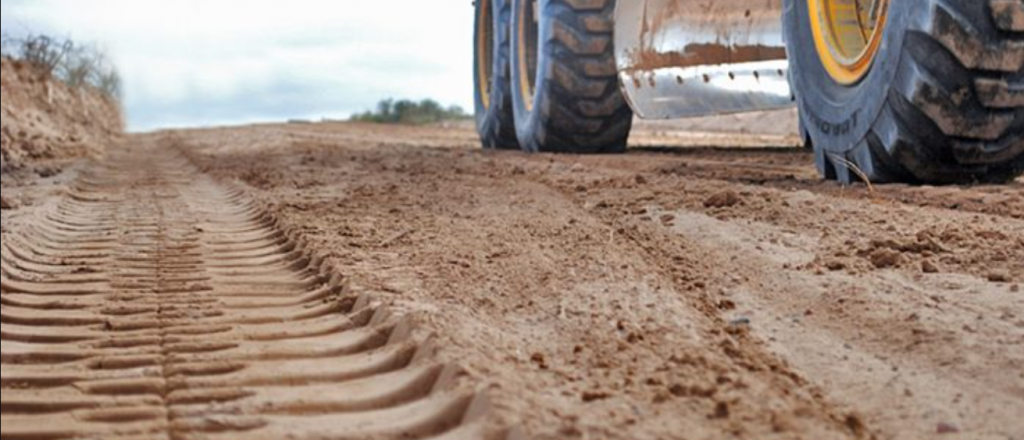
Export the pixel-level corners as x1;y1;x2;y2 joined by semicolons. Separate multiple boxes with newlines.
2;122;1022;440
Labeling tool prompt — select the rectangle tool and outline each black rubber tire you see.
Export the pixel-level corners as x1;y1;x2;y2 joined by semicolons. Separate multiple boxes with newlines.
784;0;1024;184
509;0;633;154
474;0;520;150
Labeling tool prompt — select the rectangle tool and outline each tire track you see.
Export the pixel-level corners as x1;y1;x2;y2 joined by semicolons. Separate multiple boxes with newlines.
1;145;517;440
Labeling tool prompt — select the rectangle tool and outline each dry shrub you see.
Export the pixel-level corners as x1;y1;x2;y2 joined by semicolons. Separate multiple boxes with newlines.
2;33;122;101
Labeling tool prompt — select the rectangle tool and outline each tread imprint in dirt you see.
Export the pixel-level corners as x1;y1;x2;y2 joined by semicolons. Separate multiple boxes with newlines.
0;147;519;440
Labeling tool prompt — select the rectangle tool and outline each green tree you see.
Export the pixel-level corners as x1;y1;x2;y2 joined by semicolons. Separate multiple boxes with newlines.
351;99;469;125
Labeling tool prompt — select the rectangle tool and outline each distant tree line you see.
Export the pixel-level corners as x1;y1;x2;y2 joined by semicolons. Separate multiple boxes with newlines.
1;33;123;102
350;99;469;125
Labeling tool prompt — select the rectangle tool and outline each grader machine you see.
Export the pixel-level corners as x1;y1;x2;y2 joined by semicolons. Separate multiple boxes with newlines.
473;0;1023;184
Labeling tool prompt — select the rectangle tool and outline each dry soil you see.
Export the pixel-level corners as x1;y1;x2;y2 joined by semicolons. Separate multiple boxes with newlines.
1;120;1022;440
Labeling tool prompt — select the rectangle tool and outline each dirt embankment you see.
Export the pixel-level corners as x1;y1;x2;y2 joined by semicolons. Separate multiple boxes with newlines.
0;57;123;171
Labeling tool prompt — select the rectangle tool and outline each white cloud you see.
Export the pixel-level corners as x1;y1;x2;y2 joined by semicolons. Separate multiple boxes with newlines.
2;0;475;130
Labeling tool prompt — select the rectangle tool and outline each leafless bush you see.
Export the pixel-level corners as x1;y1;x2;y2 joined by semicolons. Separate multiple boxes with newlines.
16;34;74;76
95;69;123;101
2;34;122;101
60;46;97;88
1;34;16;58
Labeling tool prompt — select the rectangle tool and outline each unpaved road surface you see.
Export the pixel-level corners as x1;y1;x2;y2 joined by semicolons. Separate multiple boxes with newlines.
2;122;1022;440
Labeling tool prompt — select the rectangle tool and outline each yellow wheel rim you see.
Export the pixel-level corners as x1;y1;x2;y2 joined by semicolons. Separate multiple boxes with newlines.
477;0;493;110
809;0;890;85
517;0;539;112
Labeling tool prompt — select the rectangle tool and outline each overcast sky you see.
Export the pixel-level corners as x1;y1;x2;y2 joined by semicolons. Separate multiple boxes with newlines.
1;0;475;131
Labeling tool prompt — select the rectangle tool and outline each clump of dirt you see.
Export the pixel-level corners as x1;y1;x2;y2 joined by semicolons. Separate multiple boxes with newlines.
704;190;743;208
1;57;122;171
866;247;902;269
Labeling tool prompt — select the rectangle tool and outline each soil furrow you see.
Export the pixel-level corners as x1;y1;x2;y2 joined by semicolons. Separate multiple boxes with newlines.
1;144;514;440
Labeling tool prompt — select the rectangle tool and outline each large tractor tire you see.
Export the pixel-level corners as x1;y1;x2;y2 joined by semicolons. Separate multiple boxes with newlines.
474;0;520;150
508;0;633;154
786;0;1024;184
